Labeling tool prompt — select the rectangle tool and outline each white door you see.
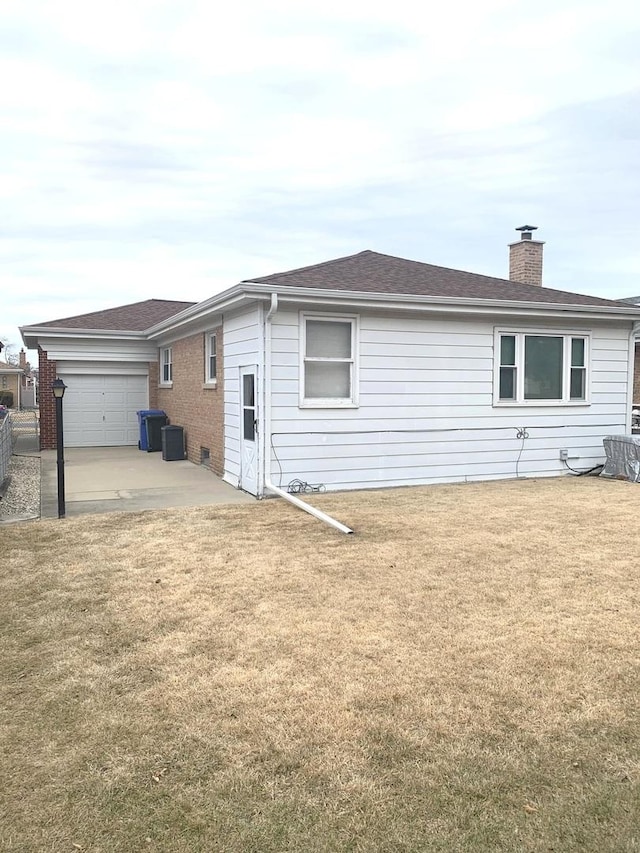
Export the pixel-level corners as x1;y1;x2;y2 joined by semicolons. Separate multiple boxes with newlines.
58;373;148;447
239;366;258;495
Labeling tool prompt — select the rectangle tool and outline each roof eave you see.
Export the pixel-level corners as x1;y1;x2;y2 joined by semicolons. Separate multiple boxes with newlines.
145;286;264;338
241;283;640;319
22;282;640;352
20;326;148;348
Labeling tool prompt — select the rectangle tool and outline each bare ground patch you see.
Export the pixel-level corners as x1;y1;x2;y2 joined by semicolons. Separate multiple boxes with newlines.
1;476;639;852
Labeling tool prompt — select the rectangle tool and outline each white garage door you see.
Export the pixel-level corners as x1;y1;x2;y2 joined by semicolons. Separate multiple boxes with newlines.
58;374;149;447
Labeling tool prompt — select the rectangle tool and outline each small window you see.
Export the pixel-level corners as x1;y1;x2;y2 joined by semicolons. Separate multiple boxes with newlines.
495;331;589;405
160;347;173;384
570;337;586;400
300;314;358;407
205;333;217;383
499;334;516;400
242;374;256;441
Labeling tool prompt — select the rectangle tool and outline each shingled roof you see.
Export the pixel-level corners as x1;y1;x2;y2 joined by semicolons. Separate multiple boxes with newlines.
246;250;624;308
32;299;196;331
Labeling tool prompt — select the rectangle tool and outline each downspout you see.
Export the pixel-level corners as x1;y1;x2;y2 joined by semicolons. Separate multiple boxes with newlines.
627;320;640;431
263;293;353;535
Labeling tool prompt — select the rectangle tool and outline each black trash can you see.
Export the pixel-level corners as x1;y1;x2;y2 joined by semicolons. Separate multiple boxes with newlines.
136;409;166;450
161;425;185;461
145;413;169;452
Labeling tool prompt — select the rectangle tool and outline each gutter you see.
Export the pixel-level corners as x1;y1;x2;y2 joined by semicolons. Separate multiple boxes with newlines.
263;293;353;535
145;288;266;338
20;326;147;349
242;282;640;319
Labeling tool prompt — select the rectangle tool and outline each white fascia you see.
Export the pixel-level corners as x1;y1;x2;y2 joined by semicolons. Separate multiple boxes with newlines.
241;283;640;323
145;288;266;339
20;326;147;348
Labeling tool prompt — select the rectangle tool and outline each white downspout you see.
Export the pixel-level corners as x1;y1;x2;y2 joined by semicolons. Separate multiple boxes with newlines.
626;321;640;431
263;293;353;535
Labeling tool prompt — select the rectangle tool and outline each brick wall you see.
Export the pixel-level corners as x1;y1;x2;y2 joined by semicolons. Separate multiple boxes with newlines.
38;347;58;450
148;360;159;409
509;240;544;287
156;326;224;475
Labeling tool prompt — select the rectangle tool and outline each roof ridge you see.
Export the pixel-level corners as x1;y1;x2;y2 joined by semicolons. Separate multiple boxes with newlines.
148;298;198;305
243;250;374;283
245;248;569;294
343;250;580;294
26;297;198;333
240;248;625;308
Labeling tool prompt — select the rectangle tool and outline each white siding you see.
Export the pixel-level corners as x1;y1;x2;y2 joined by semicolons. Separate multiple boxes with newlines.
223;306;262;489
268;309;631;491
40;336;157;362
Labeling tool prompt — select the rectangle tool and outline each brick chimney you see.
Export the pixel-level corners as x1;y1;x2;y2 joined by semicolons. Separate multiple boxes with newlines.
19;349;27;369
509;225;544;286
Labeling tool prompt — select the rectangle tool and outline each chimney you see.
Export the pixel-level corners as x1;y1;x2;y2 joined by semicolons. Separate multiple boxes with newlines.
509;225;544;287
19;349;27;369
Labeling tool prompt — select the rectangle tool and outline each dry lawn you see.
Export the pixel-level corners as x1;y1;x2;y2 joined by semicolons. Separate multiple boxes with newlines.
1;477;639;852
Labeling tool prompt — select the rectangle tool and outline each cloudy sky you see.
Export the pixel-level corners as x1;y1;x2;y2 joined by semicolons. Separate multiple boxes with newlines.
3;0;640;358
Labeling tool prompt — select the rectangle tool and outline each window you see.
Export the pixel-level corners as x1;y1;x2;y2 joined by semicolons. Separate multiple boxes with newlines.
495;330;589;405
205;333;217;383
243;373;256;440
300;314;358;407
160;347;172;384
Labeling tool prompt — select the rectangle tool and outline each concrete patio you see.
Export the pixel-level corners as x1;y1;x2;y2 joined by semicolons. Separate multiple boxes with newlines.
40;446;254;518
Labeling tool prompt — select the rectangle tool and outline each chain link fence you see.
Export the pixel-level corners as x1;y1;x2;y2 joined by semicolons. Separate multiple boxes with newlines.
1;411;39;494
0;412;13;492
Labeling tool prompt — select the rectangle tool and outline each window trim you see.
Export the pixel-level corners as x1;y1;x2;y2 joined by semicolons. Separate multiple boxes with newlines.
299;312;359;408
493;328;591;407
159;346;173;386
204;332;217;387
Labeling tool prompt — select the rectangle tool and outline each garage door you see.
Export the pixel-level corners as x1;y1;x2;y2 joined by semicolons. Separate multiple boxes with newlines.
58;374;149;447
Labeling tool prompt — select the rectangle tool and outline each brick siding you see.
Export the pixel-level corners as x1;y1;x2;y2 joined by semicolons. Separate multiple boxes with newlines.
156;326;224;475
38;347;58;450
509;241;543;287
148;360;159;410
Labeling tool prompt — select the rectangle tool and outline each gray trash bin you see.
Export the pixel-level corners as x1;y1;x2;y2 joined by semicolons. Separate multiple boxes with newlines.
161;425;185;461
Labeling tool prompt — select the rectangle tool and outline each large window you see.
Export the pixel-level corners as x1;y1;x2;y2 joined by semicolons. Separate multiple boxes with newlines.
495;330;589;405
205;333;217;384
300;314;358;407
160;347;173;385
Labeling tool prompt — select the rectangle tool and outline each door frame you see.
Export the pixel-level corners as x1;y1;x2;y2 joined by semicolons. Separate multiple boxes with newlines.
239;364;261;496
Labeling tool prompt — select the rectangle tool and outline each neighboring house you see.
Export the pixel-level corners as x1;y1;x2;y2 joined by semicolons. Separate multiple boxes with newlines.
21;230;640;497
0;360;24;408
17;349;38;407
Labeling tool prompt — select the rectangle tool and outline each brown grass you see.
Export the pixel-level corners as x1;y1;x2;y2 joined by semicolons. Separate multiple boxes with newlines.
1;476;639;852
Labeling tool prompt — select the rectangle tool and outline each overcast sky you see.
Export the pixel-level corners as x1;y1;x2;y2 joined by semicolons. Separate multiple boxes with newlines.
3;0;640;358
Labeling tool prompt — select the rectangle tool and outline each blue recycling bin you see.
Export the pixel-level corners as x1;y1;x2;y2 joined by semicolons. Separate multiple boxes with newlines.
137;410;167;451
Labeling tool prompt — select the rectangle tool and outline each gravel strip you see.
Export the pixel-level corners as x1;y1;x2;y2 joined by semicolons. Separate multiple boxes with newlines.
0;454;41;520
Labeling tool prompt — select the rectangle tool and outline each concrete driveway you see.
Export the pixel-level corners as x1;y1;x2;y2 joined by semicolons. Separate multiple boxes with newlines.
41;447;254;518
